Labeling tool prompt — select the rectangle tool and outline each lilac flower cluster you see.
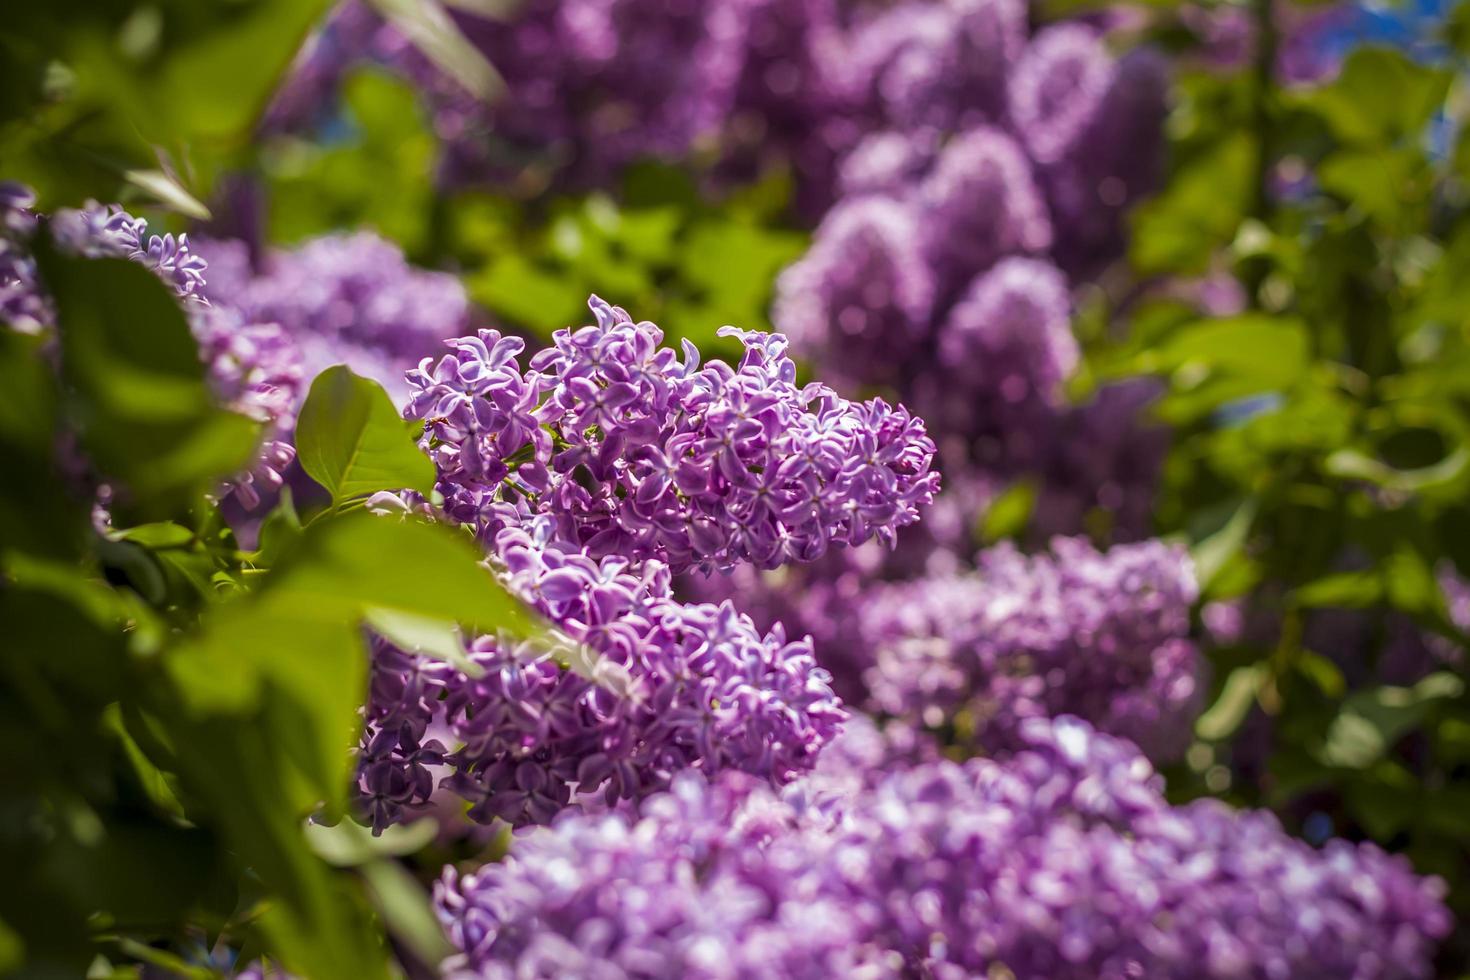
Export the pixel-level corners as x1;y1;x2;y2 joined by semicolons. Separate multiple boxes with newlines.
1;185;208;332
355;518;845;832
434;716;1451;978
200;231;470;407
0;186;304;507
434;770;865;979
404;296;939;574
859;537;1203;762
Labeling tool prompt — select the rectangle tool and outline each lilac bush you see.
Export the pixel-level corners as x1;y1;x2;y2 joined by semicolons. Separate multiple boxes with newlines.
405;296;939;574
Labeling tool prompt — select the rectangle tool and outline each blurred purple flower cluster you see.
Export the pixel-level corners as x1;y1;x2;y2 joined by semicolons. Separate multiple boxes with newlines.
773;20;1169;546
0;184;303;509
270;0;1157;224
860;537;1203;762
357;517;845;832
199;231;471;407
434;715;1450;978
404;295;939;574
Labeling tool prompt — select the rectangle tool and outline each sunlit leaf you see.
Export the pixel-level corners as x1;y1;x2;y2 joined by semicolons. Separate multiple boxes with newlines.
296;366;437;508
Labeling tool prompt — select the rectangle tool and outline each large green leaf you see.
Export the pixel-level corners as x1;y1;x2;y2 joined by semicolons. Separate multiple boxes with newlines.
1295;47;1452;148
35;245;260;517
295;366;437;508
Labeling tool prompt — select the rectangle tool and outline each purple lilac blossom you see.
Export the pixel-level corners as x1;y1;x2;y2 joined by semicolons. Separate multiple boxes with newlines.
404;295;940;574
923;255;1076;475
356;518;846;831
0;183;48;333
936;256;1076;397
1032;47;1169;277
721;0;857;216
1007;25;1116;166
188;303;304;509
680;543;886;704
49;201;209;299
435;716;1450;978
834;129;937;199
915;126;1054;300
771;196;935;389
860;537;1203;762
434;771;869;979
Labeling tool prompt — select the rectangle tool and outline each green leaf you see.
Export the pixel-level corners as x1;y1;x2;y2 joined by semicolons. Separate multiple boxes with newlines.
110;522;196;549
1317;148;1427;230
306;819;439;867
122;168;211;221
363;607;485;679
365;0;502;102
1324;446;1470;495
35;244;260;516
1196;664;1265;741
1294;570;1383;609
1190;497;1257;594
6;0;333;203
979;479;1037;544
169;514;537;770
1295;47;1451;147
253;488;305;569
158;514;540;977
360;859;453;968
296;366;437;508
160;714;392;980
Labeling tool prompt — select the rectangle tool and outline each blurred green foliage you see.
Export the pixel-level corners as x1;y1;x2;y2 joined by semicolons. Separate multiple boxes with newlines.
0;9;538;974
0;0;331;213
1097;19;1470;953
